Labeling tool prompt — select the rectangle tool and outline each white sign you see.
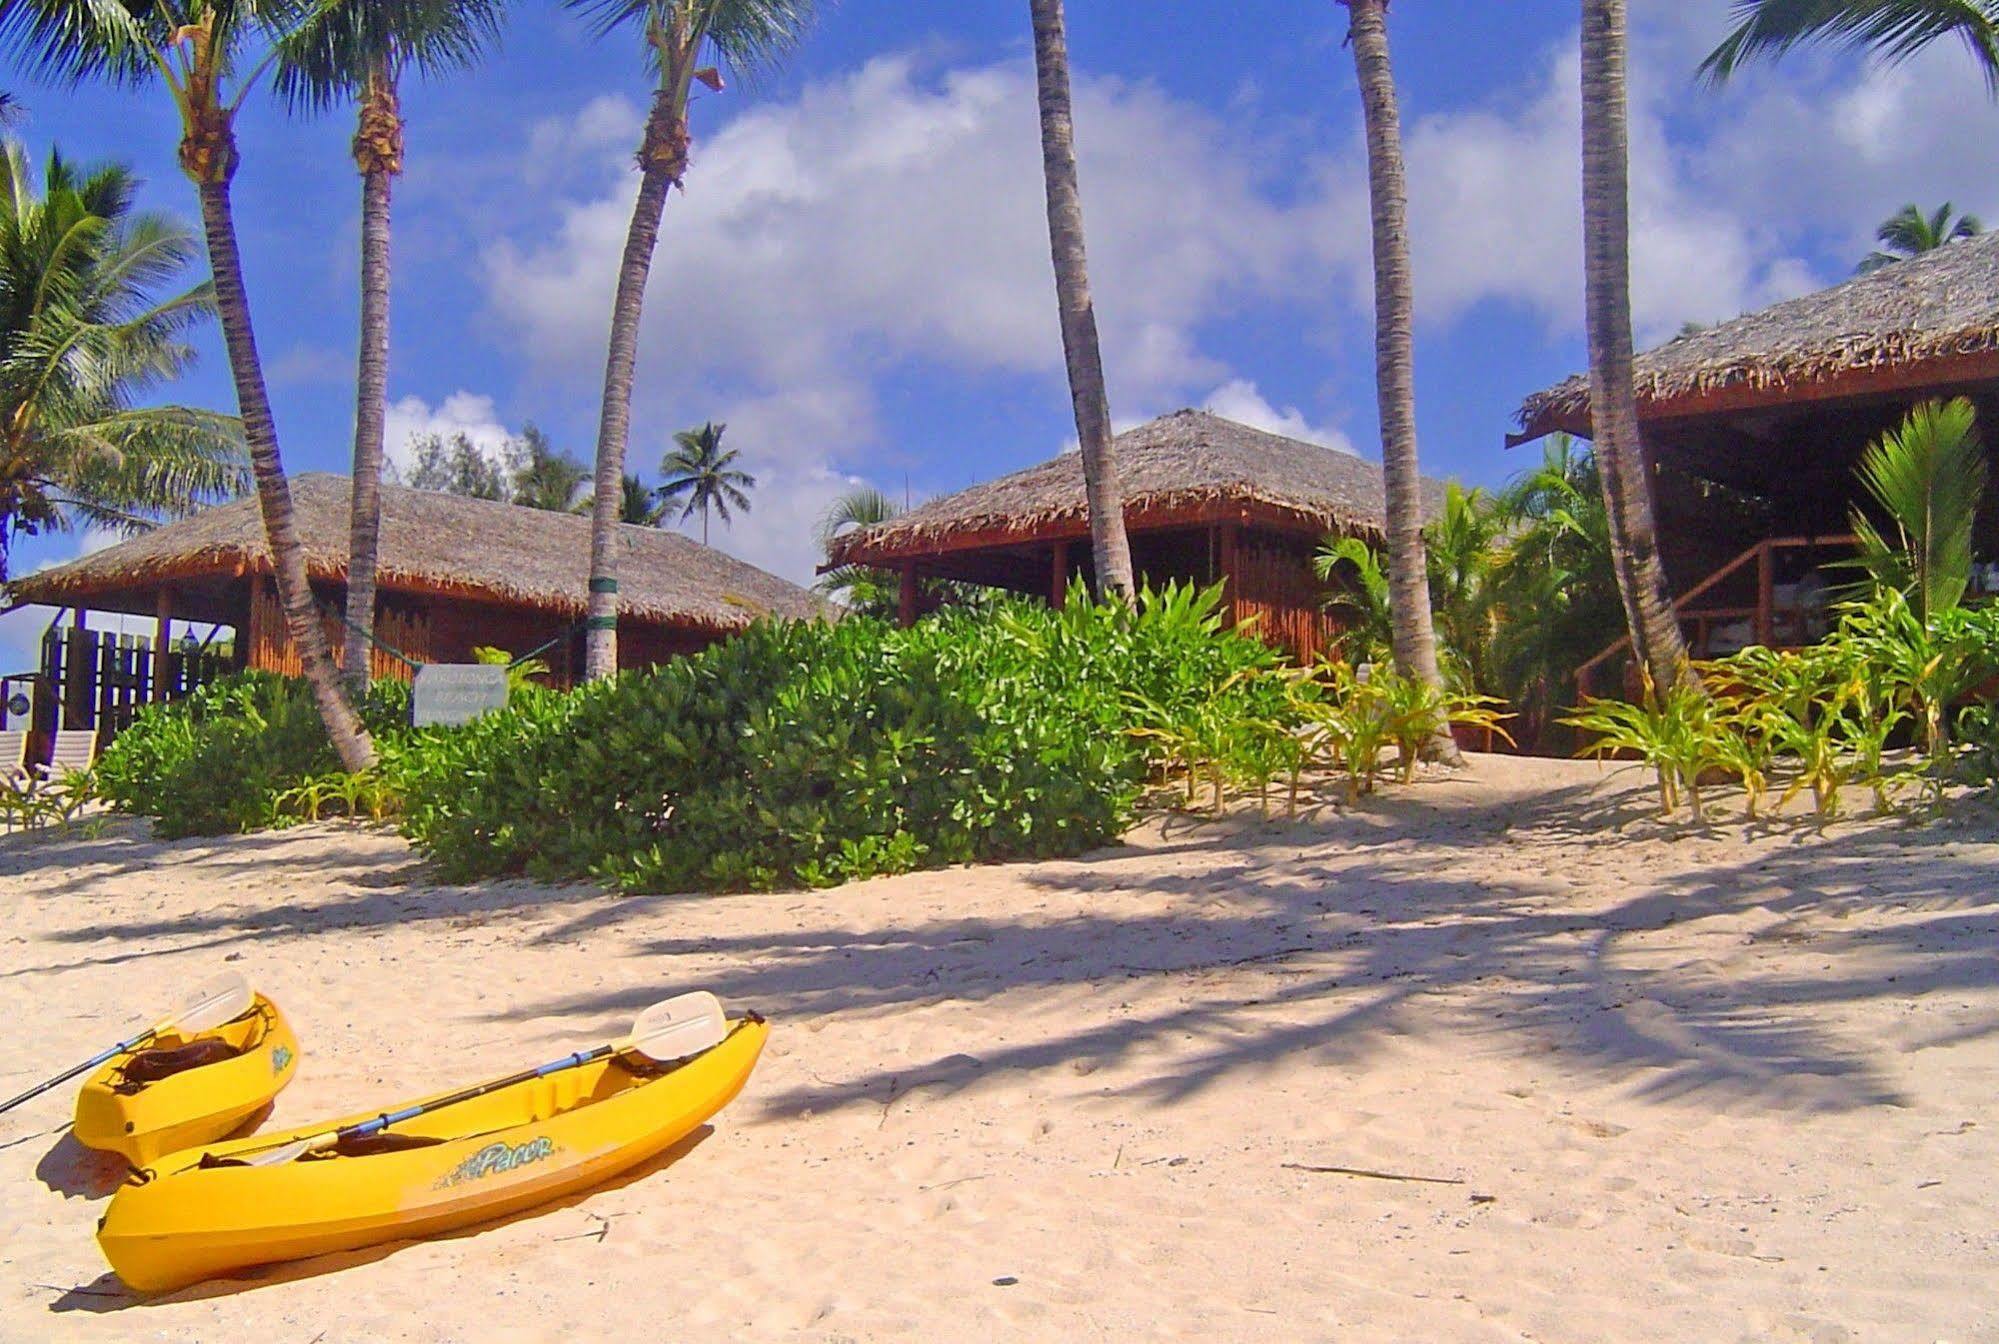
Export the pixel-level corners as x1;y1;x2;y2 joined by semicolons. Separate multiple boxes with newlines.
412;664;510;727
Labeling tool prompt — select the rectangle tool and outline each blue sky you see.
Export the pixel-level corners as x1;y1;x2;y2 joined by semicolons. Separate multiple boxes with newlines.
8;0;1999;667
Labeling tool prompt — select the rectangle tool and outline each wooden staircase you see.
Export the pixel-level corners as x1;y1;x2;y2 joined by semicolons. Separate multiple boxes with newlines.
1574;535;1858;699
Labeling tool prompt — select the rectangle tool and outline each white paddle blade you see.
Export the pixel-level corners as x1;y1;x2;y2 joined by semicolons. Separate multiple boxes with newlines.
624;991;728;1063
155;970;254;1038
240;1137;318;1169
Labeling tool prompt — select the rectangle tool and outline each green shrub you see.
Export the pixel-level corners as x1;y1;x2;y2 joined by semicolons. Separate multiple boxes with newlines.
391;583;1288;892
94;671;414;837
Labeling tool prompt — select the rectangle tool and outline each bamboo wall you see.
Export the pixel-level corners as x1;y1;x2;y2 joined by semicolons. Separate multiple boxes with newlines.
248;582;435;683
248;580;724;688
1228;533;1347;665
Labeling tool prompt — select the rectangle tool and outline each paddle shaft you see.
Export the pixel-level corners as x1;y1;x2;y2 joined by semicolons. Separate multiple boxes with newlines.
343;1044;617;1142
0;1029;154;1116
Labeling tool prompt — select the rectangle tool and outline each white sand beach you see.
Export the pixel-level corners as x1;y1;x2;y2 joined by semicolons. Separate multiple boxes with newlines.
3;754;1995;1342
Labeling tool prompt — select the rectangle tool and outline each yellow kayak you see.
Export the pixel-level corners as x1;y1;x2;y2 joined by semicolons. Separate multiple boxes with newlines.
73;993;298;1166
98;1013;768;1293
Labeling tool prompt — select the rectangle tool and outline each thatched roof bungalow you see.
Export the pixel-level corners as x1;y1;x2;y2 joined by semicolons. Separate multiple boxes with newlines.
827;409;1444;661
6;475;830;721
1513;230;1999;673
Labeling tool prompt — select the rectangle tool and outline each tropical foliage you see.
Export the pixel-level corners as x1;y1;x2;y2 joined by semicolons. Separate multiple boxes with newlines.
1857;202;1982;273
657;421;753;544
92;585;1509;883
1702;0;1999;92
0;142;243;581
0;0;381;770
1314;436;1621;748
1565;589;1999;822
389;584;1290;890
93;672;412;838
1846;397;1987;621
814;485;902;616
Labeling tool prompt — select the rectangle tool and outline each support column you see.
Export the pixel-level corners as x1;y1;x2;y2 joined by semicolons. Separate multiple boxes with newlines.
897;562;918;628
1050;539;1070;609
1218;521;1241;624
154;588;174;702
1755;541;1774;648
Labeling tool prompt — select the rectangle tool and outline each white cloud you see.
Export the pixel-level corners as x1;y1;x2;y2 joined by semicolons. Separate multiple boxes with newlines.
382;391;518;476
1200;379;1357;455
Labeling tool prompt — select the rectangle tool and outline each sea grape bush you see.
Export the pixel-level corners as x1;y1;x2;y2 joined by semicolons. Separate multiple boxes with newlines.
93;671;412;837
390;583;1288;891
91;585;1510;886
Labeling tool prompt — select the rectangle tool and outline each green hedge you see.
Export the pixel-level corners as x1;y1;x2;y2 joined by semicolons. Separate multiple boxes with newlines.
390;584;1283;891
93;585;1286;889
93;672;412;838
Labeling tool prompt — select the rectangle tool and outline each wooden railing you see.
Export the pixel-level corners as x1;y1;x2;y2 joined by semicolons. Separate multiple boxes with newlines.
1575;535;1858;699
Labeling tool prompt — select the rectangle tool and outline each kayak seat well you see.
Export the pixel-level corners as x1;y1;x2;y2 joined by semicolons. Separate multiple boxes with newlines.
120;1038;244;1087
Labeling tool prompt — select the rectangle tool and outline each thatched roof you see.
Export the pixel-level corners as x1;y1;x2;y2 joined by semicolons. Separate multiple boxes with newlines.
829;409;1443;565
1515;229;1999;441
8;474;831;630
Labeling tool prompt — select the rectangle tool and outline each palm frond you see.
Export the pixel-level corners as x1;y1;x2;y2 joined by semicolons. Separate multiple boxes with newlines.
1701;0;1999;95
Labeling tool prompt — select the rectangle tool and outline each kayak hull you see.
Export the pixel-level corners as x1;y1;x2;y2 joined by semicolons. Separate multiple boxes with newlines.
97;1015;767;1293
73;994;299;1166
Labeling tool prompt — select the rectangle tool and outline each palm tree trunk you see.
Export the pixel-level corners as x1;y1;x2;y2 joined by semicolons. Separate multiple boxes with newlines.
1580;0;1694;693
1028;0;1135;600
586;88;684;679
344;67;400;692
1343;0;1460;764
194;177;376;771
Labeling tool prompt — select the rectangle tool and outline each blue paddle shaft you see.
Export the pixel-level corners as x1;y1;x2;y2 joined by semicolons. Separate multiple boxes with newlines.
342;1046;610;1141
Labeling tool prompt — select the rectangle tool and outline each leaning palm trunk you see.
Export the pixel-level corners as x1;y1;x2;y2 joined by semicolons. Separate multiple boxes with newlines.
1579;0;1693;693
1343;0;1459;764
344;64;399;691
1028;0;1134;600
186;133;375;771
585;90;685;678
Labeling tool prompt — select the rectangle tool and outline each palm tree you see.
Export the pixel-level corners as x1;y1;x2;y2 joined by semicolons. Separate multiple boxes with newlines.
0;0;376;768
1313;534;1394;667
1424;482;1506;696
567;0;816;679
1858;202;1982;273
1028;0;1134;600
815;485;900;616
657;421;753;544
509;423;591;511
572;473;664;524
0;143;244;581
1338;0;1458;761
278;0;503;689
1489;436;1621;744
1848;398;1987;621
1701;1;1999;92
1580;0;1695;694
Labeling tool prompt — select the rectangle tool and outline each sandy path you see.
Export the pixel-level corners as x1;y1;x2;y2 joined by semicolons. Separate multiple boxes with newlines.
2;754;1995;1341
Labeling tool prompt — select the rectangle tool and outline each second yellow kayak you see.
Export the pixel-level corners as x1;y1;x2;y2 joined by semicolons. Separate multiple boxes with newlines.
73;992;298;1166
98;1012;768;1292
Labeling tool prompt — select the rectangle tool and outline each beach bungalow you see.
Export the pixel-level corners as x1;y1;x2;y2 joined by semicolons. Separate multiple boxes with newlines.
824;408;1445;662
3;474;830;736
1511;229;1999;687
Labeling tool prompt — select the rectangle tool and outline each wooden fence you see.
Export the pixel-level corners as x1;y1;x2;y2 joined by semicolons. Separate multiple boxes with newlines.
0;624;234;740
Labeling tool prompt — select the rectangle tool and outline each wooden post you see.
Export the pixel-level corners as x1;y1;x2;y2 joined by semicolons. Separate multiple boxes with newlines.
154;588;174;702
1755;540;1774;648
1218;522;1241;624
897;562;918;628
1050;539;1069;609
